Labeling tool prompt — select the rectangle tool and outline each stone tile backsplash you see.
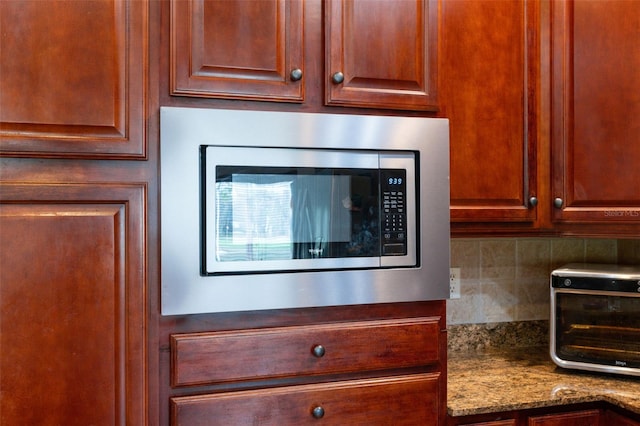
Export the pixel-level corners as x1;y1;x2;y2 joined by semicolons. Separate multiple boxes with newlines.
446;237;634;325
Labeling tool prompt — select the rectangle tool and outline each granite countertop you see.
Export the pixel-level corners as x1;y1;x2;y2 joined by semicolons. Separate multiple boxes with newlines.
448;346;640;417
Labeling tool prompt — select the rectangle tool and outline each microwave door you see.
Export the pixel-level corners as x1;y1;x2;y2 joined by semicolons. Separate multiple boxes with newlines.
205;156;382;275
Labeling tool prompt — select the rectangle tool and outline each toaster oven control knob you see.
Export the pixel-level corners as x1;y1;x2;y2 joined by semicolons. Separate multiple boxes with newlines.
312;344;326;358
563;278;572;287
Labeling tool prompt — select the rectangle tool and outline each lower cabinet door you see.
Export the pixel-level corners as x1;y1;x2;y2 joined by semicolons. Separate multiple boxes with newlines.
171;373;440;426
528;409;600;426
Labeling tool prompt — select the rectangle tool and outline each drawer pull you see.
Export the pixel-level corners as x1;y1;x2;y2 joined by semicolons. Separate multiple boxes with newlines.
311;406;325;419
312;344;325;358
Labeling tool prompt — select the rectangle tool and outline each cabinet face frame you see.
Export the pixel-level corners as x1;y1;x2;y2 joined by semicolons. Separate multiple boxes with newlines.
0;0;148;159
550;0;640;227
325;0;438;111
170;0;304;102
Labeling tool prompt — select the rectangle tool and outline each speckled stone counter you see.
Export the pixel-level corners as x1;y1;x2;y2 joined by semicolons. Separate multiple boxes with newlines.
448;345;640;417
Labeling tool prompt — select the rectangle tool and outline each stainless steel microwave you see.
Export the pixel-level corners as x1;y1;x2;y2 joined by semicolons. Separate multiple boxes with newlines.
202;146;417;275
160;107;450;315
551;263;640;377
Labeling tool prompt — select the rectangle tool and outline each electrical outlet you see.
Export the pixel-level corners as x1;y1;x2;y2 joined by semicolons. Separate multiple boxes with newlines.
450;267;461;299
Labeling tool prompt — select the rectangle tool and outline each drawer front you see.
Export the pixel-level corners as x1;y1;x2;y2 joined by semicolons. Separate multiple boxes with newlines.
171;373;440;426
171;317;441;386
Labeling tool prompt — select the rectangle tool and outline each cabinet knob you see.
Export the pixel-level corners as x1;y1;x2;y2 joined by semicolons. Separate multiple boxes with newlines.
331;71;344;84
312;344;325;358
312;406;325;419
528;196;538;208
290;68;303;82
553;198;564;209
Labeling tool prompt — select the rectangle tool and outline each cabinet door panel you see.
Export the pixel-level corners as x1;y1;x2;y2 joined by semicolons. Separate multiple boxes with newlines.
528;409;600;426
458;421;516;426
0;184;146;425
325;0;438;110
171;0;303;102
604;410;640;426
442;0;539;226
0;0;147;158
551;0;640;225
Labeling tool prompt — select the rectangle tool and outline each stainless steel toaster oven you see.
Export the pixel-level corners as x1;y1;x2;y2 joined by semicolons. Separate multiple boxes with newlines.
551;263;640;377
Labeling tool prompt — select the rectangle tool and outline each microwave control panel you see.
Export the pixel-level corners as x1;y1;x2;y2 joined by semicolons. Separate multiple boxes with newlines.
381;169;407;256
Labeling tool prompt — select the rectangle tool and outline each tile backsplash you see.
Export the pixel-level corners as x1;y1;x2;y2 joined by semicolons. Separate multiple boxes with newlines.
447;238;639;325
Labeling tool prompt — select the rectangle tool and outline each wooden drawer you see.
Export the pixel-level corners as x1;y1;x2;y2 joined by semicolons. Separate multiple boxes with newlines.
171;317;441;387
171;373;440;425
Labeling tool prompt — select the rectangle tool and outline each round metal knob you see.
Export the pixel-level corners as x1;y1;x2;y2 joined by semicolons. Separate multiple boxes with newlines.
553;197;564;209
290;68;303;81
331;71;344;84
529;196;538;208
312;344;325;358
312;406;325;419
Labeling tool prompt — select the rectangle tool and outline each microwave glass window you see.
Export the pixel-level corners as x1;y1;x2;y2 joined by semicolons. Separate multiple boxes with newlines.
555;293;640;368
214;167;380;262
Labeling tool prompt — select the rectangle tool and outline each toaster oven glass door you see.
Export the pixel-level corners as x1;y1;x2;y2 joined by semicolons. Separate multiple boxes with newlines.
554;291;640;369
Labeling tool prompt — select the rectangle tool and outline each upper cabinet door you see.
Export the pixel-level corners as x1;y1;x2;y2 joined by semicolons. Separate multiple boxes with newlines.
170;0;304;103
551;0;640;230
0;0;147;159
325;0;438;111
442;0;540;229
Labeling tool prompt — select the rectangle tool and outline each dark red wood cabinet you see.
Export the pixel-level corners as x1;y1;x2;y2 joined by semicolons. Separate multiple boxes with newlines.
0;0;147;158
448;405;640;426
550;0;640;233
324;0;438;110
443;0;640;237
2;0;639;425
0;0;151;425
170;0;305;102
166;308;447;426
441;0;539;228
0;183;148;425
169;0;438;110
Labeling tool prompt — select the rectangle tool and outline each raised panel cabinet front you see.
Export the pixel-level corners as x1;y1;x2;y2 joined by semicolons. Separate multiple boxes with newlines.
442;0;540;227
0;0;147;158
171;317;441;387
0;183;146;425
528;409;600;426
171;373;440;426
325;0;438;110
170;0;304;102
551;0;640;230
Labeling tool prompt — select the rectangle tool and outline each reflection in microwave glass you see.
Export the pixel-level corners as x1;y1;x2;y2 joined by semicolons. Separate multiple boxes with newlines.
215;172;380;261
